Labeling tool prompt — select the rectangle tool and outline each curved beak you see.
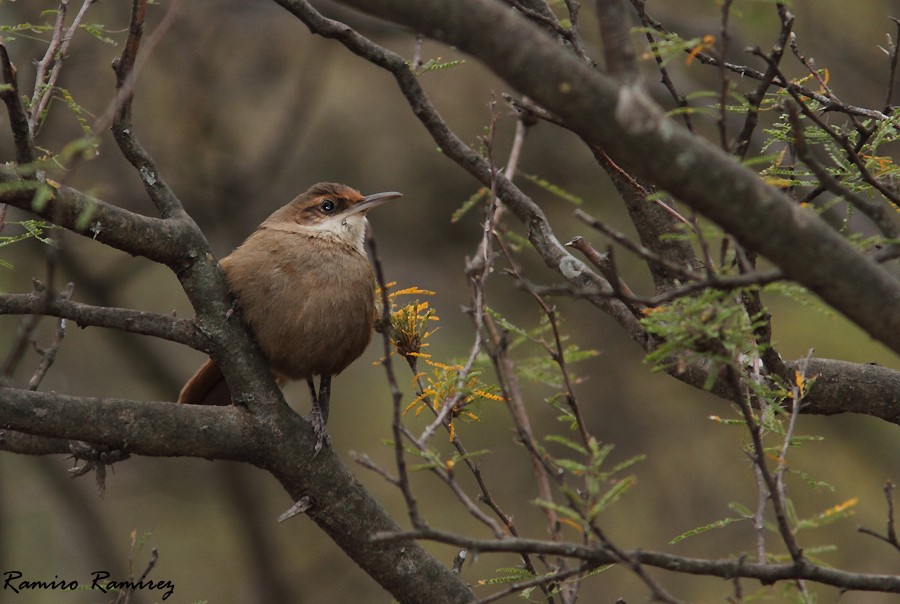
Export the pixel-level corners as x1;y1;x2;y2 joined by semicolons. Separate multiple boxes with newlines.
346;191;403;216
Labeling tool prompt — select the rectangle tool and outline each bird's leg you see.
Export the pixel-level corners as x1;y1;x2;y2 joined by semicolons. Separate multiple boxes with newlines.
306;375;332;456
318;374;331;423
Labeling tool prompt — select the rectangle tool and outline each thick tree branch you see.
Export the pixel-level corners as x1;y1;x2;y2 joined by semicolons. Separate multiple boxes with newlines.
0;290;210;352
0;429;72;456
0;388;259;458
0;173;195;268
594;0;637;81
666;357;900;424
0;387;476;603
790;358;900;422
333;0;900;355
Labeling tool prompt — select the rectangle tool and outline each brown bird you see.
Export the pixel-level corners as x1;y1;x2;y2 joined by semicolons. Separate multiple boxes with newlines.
178;182;402;453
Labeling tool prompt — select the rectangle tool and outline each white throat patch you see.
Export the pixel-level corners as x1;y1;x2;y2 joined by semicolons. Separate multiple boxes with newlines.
268;213;369;254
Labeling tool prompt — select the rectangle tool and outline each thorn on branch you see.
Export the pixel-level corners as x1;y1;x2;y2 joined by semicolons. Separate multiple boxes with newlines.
277;495;313;523
451;549;467;574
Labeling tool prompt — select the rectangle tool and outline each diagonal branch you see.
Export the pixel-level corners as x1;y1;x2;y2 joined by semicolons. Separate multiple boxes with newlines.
109;0;186;219
0;44;37;164
333;0;900;356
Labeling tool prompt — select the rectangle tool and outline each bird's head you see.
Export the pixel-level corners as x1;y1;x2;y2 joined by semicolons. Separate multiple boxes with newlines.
262;182;402;252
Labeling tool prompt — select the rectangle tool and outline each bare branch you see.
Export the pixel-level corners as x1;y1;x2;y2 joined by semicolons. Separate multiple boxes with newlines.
108;0;186;219
0;290;210;351
374;527;900;593
733;4;794;160
273;0;641;341
0;173;195;268
367;232;423;528
630;0;694;131
0;44;37;164
0;387;258;459
27;282;74;390
28;0;98;135
859;481;900;553
884;18;900;109
594;0;638;81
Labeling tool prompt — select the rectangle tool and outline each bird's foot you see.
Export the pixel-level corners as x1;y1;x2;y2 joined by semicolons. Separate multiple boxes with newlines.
307;404;331;457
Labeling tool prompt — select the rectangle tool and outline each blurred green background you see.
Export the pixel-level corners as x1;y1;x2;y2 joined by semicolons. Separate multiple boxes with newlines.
1;1;898;602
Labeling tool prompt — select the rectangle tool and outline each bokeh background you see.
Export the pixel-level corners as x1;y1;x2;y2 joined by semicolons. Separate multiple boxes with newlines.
1;1;899;602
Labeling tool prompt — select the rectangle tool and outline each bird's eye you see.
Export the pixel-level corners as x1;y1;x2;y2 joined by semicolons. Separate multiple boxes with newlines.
320;199;336;213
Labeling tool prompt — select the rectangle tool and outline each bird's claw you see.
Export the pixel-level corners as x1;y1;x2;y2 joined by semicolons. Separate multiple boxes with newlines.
308;405;331;457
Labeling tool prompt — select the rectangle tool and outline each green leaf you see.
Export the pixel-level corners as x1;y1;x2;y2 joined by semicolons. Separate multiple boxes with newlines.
78;22;116;45
554;458;588;474
670;516;749;544
544;434;588;456
522;173;584;205
478;567;535;586
604;454;647;478
451;188;489;223
413;58;466;74
588;475;637;519
794;498;858;531
531;498;584;524
0;220;57;269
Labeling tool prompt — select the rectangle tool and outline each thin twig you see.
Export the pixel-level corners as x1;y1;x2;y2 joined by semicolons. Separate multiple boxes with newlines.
575;209;705;282
716;0;735;150
505;0;591;63
115;547;159;604
727;366;803;562
107;0;185;219
0;44;37;164
630;0;694;131
367;232;423;527
28;282;75;390
28;0;96;134
478;563;595;604
499;237;592;448
733;4;794;160
858;481;900;553
884;18;900;109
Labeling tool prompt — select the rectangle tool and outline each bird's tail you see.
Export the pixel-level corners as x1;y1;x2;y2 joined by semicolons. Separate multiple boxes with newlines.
178;358;231;406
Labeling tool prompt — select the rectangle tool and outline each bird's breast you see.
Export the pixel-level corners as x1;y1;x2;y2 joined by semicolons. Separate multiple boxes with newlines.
221;231;377;379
